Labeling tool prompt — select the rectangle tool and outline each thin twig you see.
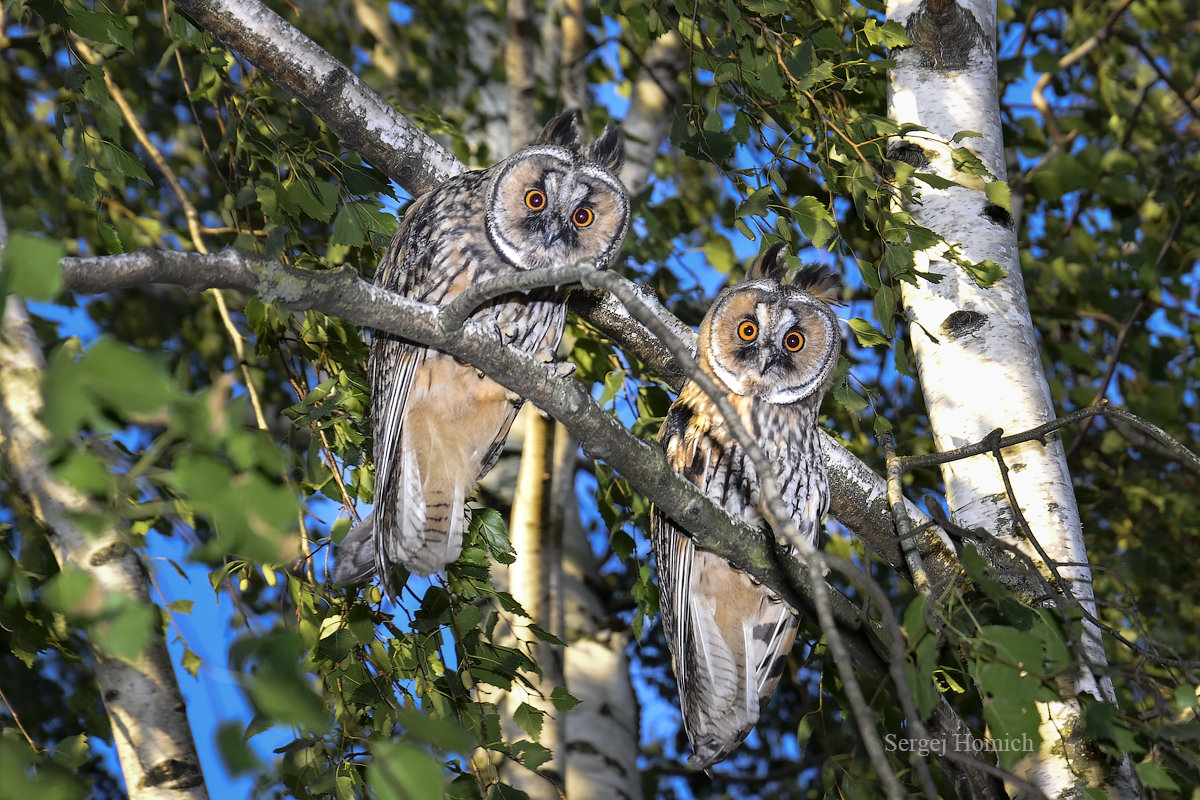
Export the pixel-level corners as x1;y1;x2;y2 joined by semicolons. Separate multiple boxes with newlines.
879;430;930;595
896;403;1200;476
1065;188;1194;461
0;684;39;752
821;553;940;798
71;38;269;433
1029;0;1135;145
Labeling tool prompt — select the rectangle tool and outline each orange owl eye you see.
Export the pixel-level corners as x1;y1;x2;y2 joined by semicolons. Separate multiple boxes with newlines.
737;320;758;341
572;206;594;227
783;330;805;352
524;189;547;211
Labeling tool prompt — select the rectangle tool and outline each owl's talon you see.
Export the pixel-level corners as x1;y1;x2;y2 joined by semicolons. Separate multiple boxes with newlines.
553;361;577;377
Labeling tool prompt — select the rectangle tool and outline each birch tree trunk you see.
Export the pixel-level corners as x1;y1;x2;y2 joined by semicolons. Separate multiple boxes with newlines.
0;204;209;800
885;0;1136;796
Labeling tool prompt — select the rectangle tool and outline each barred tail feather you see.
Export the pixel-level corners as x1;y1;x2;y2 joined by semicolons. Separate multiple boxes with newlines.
677;547;802;771
400;479;466;577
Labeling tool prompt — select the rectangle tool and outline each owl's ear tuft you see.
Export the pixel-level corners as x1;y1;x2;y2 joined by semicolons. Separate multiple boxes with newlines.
750;242;842;303
789;263;842;305
587;125;626;173
748;241;788;281
538;111;581;149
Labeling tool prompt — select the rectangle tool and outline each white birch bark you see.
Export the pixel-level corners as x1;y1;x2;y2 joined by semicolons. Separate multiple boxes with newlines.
620;31;686;195
0;205;209;800
885;0;1136;796
561;491;640;800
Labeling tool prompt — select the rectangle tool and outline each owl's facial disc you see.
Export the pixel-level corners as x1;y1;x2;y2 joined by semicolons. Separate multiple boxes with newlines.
703;284;840;405
487;148;629;270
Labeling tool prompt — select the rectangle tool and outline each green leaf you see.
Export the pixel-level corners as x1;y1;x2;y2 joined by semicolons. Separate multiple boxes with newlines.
737;186;776;219
393;709;475;752
704;235;736;273
331;204;366;248
1083;702;1144;757
84;337;176;416
906;633;940;720
65;8;129;46
92;594;157;663
874;284;896;337
369;741;444;800
549;686;581;712
513;702;545;742
509;739;553;772
1;232;64;300
528;623;567;647
1135;761;1180;791
470;508;516;565
848;318;889;348
791;196;836;249
861;18;910;47
0;730;88;800
181;647;202;679
963;259;1006;288
49;735;89;772
902;595;929;644
52;449;110;496
597;369;626;406
99;141;151;184
951;146;990;178
833;382;869;414
913;171;959;190
984;180;1012;211
854;258;881;290
950;130;984;143
1030;152;1088;199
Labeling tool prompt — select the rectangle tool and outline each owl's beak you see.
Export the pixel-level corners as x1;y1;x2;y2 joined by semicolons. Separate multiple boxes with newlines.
759;347;785;374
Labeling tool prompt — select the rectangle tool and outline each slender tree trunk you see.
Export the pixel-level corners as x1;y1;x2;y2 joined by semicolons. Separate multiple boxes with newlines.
885;1;1136;796
620;31;686;194
0;204;209;800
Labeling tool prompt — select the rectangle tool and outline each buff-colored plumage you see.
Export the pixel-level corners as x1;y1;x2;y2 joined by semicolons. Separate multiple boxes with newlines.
651;242;842;769
335;113;630;595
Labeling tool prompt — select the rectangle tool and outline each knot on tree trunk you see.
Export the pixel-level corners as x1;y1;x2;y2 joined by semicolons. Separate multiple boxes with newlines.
904;0;989;71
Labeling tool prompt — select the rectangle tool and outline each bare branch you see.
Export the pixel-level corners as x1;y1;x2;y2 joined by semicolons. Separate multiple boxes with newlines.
896;403;1200;476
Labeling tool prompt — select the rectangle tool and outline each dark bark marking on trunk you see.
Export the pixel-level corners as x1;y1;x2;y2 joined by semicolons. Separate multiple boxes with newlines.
886;140;930;170
904;0;988;71
982;202;1014;229
141;758;205;790
88;540;130;567
940;309;987;340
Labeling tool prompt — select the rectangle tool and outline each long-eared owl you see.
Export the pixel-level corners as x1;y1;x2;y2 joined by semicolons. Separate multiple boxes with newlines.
335;112;630;595
651;241;842;769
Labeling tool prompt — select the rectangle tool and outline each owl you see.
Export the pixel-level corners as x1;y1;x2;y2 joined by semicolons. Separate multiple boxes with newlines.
335;112;630;595
651;241;842;769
